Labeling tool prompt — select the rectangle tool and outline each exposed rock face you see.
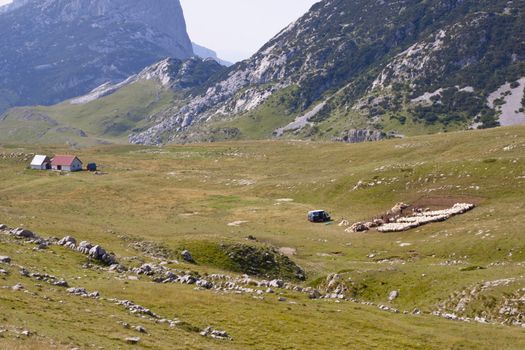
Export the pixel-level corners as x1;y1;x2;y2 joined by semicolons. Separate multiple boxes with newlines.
0;0;193;111
70;57;224;105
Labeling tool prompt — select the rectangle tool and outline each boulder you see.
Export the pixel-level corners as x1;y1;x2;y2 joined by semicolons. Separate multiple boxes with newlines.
12;283;24;291
58;236;76;247
0;224;7;230
308;289;322;299
0;256;11;264
196;279;213;289
268;279;284;288
77;241;93;254
89;245;106;259
388;290;399;301
125;337;141;344
11;228;35;239
181;250;193;262
178;275;197;284
67;287;88;296
87;245;116;265
53;280;69;287
135;325;147;333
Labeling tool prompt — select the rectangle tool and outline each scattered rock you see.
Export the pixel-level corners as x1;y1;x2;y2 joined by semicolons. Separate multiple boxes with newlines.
200;326;230;340
115;299;159;318
0;256;11;264
0;269;8;275
58;236;117;265
109;264;128;273
67;287;99;298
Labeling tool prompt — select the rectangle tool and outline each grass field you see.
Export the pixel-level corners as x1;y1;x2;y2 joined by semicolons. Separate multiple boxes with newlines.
0;81;175;147
1;126;525;349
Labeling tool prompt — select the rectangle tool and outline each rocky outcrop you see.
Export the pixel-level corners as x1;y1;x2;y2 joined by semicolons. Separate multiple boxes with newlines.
58;236;117;265
437;279;525;328
334;129;386;144
67;287;100;298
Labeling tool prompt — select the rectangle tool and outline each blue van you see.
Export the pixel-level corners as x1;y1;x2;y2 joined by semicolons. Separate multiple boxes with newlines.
308;210;331;223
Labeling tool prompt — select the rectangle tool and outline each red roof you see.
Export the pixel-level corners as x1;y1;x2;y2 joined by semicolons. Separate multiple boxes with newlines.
51;155;82;166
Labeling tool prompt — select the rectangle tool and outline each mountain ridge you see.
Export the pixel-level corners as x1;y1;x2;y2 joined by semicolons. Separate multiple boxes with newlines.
1;0;524;146
128;0;525;145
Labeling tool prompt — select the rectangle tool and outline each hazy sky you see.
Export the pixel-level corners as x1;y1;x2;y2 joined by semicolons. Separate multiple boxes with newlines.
179;0;319;62
0;0;319;62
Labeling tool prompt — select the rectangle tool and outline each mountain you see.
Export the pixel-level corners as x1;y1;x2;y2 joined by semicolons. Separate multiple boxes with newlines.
2;0;524;146
192;42;233;67
0;57;223;146
126;0;525;145
0;0;193;113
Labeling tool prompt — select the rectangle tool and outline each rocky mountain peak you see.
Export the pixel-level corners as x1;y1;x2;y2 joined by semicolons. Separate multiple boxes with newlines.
0;0;193;111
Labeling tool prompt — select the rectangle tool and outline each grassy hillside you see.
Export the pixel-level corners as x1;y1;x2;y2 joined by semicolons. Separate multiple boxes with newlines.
1;126;525;348
0;81;174;147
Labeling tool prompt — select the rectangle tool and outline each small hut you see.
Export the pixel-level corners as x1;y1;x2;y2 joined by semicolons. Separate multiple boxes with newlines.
30;155;51;170
87;163;97;172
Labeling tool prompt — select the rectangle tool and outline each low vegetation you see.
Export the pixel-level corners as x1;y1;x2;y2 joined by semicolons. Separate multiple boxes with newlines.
1;126;525;348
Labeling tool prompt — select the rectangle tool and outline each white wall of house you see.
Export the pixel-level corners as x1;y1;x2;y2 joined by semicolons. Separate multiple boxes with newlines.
31;163;48;170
